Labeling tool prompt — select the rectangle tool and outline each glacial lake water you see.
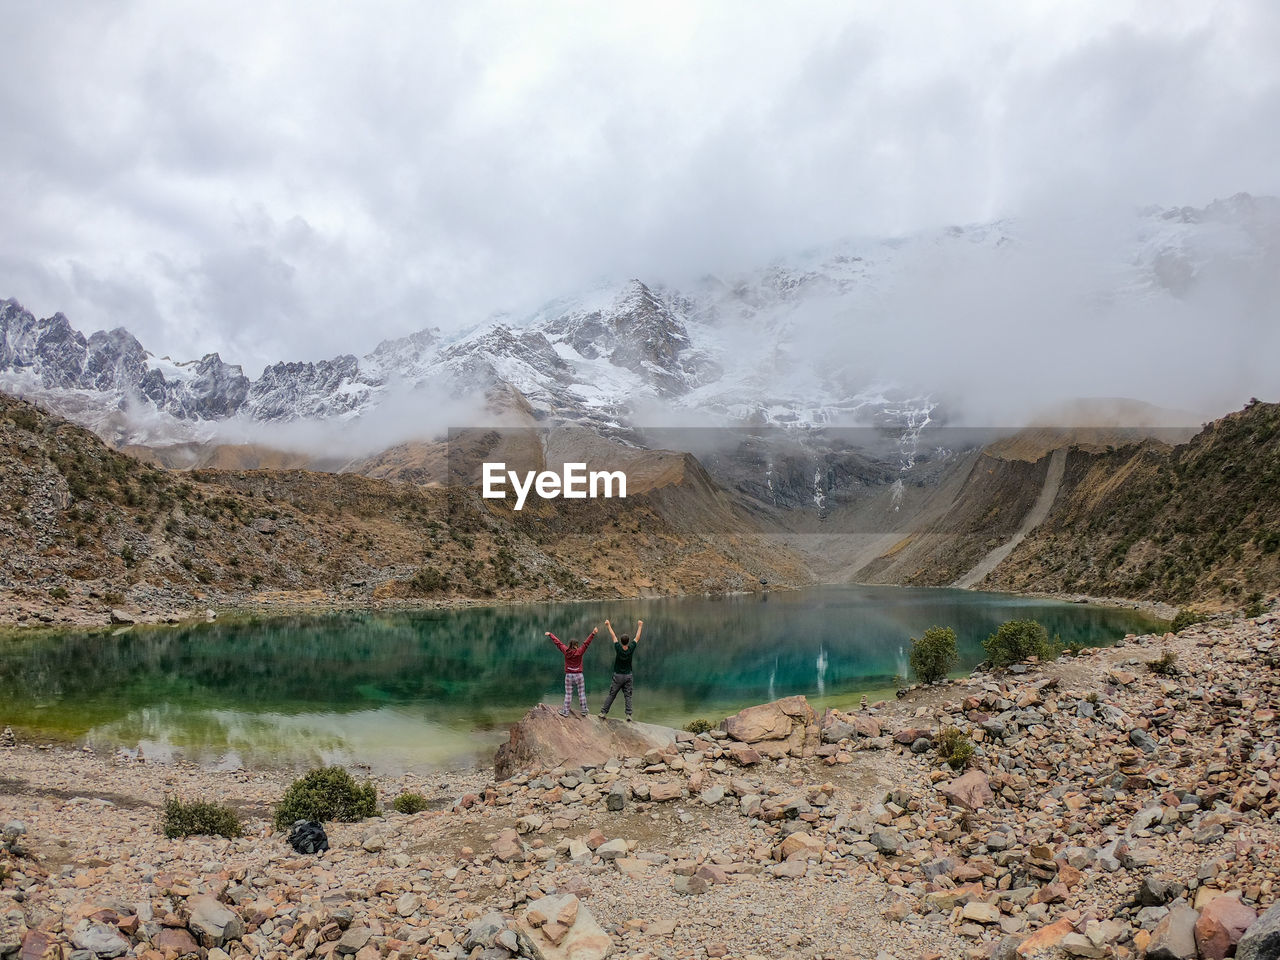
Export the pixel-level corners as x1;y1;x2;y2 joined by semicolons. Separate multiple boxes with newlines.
0;586;1161;773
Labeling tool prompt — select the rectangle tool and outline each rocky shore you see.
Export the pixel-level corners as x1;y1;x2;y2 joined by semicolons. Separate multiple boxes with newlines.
3;614;1278;960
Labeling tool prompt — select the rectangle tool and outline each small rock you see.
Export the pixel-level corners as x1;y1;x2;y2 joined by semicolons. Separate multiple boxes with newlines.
188;896;245;948
70;922;128;960
1128;727;1159;754
673;875;709;896
336;927;372;956
462;913;508;952
1147;906;1199;960
869;829;903;855
596;839;628;861
699;786;725;805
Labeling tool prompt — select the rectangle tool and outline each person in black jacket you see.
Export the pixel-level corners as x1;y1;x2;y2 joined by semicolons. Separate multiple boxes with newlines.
599;618;642;721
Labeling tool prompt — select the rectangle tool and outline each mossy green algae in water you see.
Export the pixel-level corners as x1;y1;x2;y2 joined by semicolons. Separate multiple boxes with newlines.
0;586;1161;772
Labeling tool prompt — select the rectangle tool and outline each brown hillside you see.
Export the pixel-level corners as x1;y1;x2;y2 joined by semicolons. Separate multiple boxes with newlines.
0;393;808;628
854;452;1050;586
982;400;1280;607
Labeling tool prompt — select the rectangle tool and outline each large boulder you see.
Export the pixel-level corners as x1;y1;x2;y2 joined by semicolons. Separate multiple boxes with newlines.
494;704;678;779
1238;901;1280;960
515;894;612;960
1196;894;1258;960
938;770;995;811
721;695;819;759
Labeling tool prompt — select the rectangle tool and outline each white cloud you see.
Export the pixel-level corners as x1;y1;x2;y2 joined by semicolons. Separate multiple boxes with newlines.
1;0;1278;388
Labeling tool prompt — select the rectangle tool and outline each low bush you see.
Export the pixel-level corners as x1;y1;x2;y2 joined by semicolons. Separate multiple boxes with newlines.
410;567;447;594
936;727;975;771
982;619;1050;668
393;792;429;814
1146;650;1179;676
1171;609;1207;632
683;718;715;734
273;766;379;831
909;626;958;684
8;409;40;433
162;797;242;839
48;586;70;601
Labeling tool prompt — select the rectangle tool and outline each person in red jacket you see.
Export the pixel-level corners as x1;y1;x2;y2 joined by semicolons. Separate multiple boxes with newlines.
546;626;598;716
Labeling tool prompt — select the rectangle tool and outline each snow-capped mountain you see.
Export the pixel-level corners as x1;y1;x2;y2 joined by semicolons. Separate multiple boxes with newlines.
2;193;1277;448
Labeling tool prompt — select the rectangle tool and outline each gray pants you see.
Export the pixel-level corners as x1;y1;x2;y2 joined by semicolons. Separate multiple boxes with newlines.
600;672;633;717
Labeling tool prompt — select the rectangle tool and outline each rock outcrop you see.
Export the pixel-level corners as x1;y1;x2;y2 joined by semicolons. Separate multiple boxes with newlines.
720;694;819;759
494;704;679;779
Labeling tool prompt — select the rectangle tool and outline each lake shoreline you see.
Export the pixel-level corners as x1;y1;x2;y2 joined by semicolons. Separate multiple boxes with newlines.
0;583;793;635
0;577;1182;637
1;612;1275;959
0;585;1163;777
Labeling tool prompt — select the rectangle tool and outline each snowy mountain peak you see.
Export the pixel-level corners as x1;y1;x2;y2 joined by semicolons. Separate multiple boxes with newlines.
2;196;1277;446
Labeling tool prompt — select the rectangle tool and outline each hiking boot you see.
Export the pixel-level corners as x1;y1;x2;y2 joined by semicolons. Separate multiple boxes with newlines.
626;716;634;723
581;710;591;717
559;708;570;717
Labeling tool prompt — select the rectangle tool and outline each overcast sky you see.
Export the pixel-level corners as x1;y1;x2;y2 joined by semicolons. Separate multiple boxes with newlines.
2;1;1279;375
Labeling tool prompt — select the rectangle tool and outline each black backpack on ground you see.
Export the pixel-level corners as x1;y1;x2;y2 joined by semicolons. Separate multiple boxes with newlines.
287;820;329;854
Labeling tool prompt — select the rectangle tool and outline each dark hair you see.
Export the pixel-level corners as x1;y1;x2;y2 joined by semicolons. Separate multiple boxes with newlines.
620;635;631;644
568;638;581;649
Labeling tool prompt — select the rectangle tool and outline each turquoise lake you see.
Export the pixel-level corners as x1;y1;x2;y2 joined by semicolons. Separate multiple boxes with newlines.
0;586;1161;772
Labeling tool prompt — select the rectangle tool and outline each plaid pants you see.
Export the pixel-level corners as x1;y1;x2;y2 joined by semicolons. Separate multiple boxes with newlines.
563;672;587;711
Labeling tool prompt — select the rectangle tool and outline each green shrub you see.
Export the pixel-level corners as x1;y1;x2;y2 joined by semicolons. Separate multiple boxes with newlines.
1037;633;1070;662
162;796;242;839
8;409;41;433
393;792;429;814
1146;650;1179;676
909;626;958;684
410;567;447;594
1171;609;1207;632
273;766;379;830
683;718;715;734
48;586;70;601
982;619;1050;668
936;727;975;771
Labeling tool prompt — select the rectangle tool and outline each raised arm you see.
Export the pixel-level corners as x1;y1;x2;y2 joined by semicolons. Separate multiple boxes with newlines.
605;619;619;644
581;627;598;652
633;619;643;643
545;631;568;653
